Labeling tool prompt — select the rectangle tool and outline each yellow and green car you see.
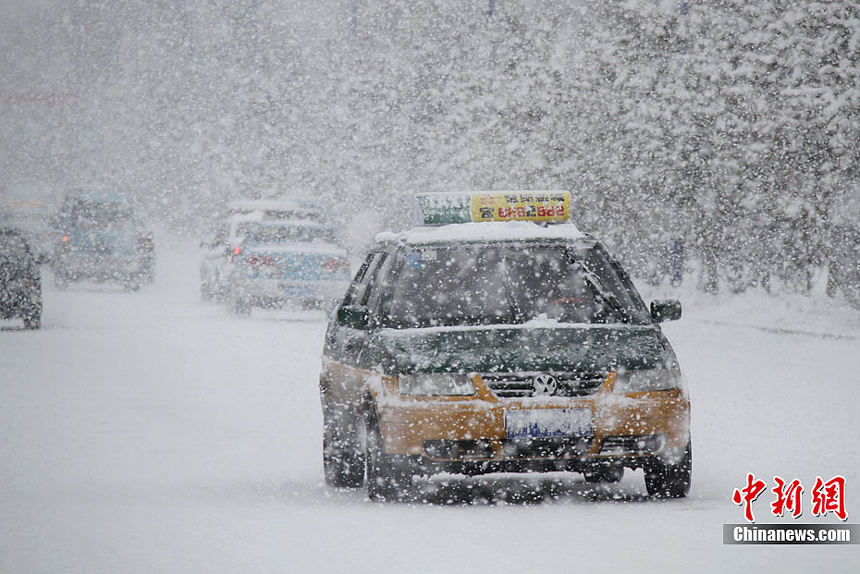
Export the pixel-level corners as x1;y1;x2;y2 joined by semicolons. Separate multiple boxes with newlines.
319;192;691;501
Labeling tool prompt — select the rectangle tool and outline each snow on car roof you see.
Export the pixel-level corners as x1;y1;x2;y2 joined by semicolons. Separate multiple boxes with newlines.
228;198;323;210
227;212;264;224
254;220;330;230
376;220;587;245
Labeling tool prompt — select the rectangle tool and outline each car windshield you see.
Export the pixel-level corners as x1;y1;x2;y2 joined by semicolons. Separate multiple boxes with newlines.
381;244;650;329
248;225;336;245
232;222;259;242
71;202;134;229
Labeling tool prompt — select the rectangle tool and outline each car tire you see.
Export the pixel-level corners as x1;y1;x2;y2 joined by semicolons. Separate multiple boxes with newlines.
139;268;155;285
323;407;365;488
229;291;251;316
200;274;214;301
644;440;692;498
22;308;41;330
141;259;155;284
584;463;625;484
123;275;141;292
200;266;215;301
365;407;413;502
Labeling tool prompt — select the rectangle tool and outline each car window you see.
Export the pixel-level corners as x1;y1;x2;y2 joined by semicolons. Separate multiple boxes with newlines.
380;244;650;329
207;223;228;245
70;202;134;229
249;225;335;245
581;244;651;324
232;222;257;243
362;252;395;310
341;252;385;308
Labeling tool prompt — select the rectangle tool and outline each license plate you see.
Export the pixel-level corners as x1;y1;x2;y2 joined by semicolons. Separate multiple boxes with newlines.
505;408;593;439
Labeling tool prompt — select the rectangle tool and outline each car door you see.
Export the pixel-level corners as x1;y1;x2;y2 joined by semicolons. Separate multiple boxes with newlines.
322;250;390;404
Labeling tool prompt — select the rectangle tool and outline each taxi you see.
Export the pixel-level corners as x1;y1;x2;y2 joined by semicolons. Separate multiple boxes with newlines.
319;192;691;501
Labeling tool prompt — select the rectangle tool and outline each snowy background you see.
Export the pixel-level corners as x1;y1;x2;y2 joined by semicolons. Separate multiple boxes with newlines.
2;1;860;571
2;1;859;287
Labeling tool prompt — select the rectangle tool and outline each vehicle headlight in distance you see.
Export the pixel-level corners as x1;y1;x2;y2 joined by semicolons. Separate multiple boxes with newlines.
613;366;683;394
398;373;476;396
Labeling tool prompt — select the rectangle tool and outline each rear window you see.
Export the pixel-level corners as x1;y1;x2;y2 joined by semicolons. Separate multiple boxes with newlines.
380;244;650;329
248;225;336;245
70;201;134;229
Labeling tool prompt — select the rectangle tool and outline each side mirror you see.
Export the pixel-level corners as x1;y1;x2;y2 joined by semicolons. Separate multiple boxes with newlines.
650;299;682;323
337;305;371;330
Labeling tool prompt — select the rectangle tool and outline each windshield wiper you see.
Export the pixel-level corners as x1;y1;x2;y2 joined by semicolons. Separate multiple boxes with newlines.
564;250;632;323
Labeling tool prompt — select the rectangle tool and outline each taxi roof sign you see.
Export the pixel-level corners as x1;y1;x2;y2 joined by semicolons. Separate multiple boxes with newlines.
412;191;571;227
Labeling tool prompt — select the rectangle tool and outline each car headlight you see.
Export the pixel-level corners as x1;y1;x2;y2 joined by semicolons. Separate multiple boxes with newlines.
398;373;476;396
613;366;683;394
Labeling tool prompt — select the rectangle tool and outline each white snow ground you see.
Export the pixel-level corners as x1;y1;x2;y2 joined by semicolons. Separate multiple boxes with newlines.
1;235;858;573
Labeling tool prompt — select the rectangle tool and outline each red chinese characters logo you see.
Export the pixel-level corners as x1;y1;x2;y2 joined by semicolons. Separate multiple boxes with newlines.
771;477;804;519
812;475;847;521
733;474;848;523
732;473;767;522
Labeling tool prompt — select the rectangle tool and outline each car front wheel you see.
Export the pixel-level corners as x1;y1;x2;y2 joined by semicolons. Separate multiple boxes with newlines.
323;406;365;488
365;408;413;502
22;306;41;329
644;440;692;498
229;290;251;316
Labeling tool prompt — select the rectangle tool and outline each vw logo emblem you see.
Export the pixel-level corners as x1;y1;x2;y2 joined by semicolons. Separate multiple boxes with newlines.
532;374;558;396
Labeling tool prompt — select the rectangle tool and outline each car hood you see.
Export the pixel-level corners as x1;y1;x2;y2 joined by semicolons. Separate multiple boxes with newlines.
371;322;675;374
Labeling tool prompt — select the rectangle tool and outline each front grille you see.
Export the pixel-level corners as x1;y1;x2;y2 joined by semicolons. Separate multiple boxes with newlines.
423;438;592;460
481;371;607;398
502;437;591;459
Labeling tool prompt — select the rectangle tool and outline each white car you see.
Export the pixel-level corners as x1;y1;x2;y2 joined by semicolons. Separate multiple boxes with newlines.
202;198;336;302
199;213;262;301
226;221;351;315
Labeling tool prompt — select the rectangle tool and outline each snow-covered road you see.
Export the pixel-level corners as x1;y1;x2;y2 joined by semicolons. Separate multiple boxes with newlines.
2;237;858;573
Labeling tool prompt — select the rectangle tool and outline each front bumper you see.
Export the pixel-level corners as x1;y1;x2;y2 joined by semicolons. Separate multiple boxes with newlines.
373;373;690;473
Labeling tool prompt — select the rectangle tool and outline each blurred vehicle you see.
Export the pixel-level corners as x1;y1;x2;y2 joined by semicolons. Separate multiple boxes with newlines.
226;220;351;315
319;192;690;501
51;190;155;290
200;197;330;302
0;227;42;329
199;213;262;301
1;199;55;263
